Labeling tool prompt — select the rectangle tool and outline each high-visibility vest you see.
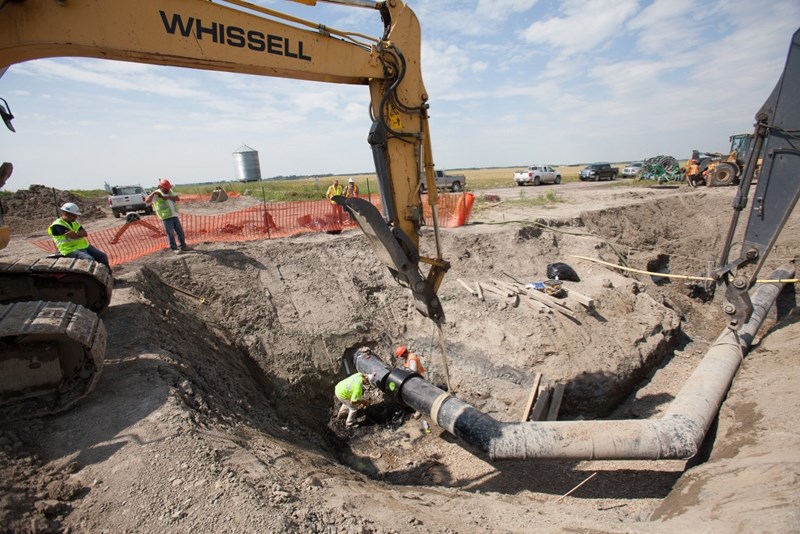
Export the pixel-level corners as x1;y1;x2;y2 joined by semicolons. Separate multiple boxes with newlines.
48;218;90;255
326;184;343;204
345;183;359;198
335;373;364;402
153;189;179;220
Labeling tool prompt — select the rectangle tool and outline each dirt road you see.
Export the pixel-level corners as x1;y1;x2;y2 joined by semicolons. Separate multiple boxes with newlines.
1;182;798;533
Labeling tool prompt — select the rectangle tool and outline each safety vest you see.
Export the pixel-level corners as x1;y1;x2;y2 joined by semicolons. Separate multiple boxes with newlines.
345;183;359;198
326;184;343;204
48;218;89;255
335;373;365;402
153;189;179;220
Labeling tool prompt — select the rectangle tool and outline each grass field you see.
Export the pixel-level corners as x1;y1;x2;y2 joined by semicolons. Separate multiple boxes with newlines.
174;161;672;202
0;161;684;202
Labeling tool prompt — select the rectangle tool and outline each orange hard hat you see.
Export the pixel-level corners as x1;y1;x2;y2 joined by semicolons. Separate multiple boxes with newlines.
395;345;408;358
158;178;172;190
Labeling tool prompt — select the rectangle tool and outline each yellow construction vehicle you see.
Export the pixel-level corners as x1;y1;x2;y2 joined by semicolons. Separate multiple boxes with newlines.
0;0;449;418
685;133;759;187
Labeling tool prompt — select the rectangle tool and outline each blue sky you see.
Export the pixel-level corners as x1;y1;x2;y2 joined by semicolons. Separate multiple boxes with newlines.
2;0;798;191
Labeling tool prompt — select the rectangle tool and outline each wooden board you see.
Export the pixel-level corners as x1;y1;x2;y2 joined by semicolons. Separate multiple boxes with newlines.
521;372;543;422
530;383;552;422
546;383;566;421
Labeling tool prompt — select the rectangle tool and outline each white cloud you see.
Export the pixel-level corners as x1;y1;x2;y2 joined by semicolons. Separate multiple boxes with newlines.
521;0;639;56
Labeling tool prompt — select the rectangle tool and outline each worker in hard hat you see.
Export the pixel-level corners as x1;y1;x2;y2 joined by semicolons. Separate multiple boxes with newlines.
145;178;191;254
48;202;110;270
334;371;375;427
395;345;425;376
344;177;359;199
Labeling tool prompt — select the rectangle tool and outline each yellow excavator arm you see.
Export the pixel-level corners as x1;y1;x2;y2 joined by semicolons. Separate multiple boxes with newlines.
0;0;448;321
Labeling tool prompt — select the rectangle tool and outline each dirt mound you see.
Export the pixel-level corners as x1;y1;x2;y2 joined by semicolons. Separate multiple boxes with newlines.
0;184;797;533
1;185;107;236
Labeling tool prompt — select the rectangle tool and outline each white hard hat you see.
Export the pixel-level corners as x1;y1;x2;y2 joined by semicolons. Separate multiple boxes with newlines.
60;202;81;215
348;177;355;183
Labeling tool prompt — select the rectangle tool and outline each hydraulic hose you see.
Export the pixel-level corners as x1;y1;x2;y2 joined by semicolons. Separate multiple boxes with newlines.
355;267;793;460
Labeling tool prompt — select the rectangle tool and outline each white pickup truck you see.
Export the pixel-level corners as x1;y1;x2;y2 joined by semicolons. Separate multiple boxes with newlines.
106;184;153;218
513;165;561;186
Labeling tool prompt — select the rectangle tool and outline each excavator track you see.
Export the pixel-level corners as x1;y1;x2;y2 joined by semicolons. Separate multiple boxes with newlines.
0;300;106;420
0;257;112;419
0;256;113;313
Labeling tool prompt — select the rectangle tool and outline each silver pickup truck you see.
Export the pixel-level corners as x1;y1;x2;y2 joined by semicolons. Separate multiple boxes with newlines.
421;170;466;192
106;184;153;218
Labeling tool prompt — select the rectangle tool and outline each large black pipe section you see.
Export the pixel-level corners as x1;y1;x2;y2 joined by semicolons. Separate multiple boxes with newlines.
355;267;793;460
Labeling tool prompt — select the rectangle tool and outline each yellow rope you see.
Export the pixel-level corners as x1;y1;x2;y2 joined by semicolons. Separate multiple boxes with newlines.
570;255;798;284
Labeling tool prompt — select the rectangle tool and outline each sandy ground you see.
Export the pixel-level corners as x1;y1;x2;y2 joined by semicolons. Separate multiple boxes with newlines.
1;180;798;533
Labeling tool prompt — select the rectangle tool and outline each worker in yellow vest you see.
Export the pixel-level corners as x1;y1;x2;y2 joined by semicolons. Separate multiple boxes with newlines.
48;202;110;270
325;178;344;223
145;178;191;254
334;371;375;427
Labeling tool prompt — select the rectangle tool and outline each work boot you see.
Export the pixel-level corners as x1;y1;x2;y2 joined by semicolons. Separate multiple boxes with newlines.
180;245;192;252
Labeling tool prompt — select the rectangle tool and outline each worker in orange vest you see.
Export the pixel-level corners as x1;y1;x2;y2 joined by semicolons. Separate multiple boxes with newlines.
395;345;425;376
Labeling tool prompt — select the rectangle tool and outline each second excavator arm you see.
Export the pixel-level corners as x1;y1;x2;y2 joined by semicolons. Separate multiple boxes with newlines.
715;27;800;325
0;0;448;322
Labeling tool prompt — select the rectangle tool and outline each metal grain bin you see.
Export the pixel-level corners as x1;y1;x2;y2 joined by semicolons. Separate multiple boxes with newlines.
232;145;262;182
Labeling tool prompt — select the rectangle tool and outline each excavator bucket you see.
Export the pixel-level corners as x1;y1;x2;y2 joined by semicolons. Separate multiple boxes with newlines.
334;195;445;323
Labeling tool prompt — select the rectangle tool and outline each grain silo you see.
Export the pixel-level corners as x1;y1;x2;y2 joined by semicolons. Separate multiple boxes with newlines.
232;145;262;182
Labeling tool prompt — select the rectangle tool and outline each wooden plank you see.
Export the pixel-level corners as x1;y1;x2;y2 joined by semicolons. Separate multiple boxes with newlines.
482;282;514;297
457;278;477;296
546;383;566;421
562;287;595;309
491;279;522;295
524;289;577;319
475;282;484;301
521;372;543;422
530;383;552;422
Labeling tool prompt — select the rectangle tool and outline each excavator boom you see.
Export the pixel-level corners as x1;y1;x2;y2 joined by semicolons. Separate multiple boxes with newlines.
0;0;448;418
717;27;800;325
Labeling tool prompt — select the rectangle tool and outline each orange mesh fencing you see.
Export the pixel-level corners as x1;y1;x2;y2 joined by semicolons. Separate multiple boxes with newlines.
32;193;474;267
178;191;242;202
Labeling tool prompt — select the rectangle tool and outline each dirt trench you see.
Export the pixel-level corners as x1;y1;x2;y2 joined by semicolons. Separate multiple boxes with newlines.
1;187;798;533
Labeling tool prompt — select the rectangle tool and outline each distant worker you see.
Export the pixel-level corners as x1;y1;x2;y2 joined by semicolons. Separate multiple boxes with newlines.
701;162;717;188
48;202;111;270
145;178;191;253
395;345;425;376
326;179;343;203
344;177;359;198
334;371;375;427
686;159;700;187
325;178;344;223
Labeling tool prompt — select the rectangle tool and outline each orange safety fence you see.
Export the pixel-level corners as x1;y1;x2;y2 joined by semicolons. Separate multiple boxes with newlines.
179;191;242;202
32;193;474;267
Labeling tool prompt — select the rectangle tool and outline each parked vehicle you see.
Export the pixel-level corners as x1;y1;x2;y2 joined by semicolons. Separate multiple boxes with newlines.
420;169;466;192
513;165;562;186
579;163;619;181
622;162;643;177
106;184;152;218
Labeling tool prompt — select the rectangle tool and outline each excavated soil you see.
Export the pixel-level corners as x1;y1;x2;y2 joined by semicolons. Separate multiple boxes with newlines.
0;183;798;533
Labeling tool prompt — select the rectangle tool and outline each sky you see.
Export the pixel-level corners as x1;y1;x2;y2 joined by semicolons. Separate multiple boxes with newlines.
1;0;798;191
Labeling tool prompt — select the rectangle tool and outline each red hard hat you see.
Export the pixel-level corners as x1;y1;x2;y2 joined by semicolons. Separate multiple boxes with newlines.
159;178;172;190
395;345;408;358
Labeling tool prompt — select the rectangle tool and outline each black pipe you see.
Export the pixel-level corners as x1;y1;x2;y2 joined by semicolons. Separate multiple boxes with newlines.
353;268;792;460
